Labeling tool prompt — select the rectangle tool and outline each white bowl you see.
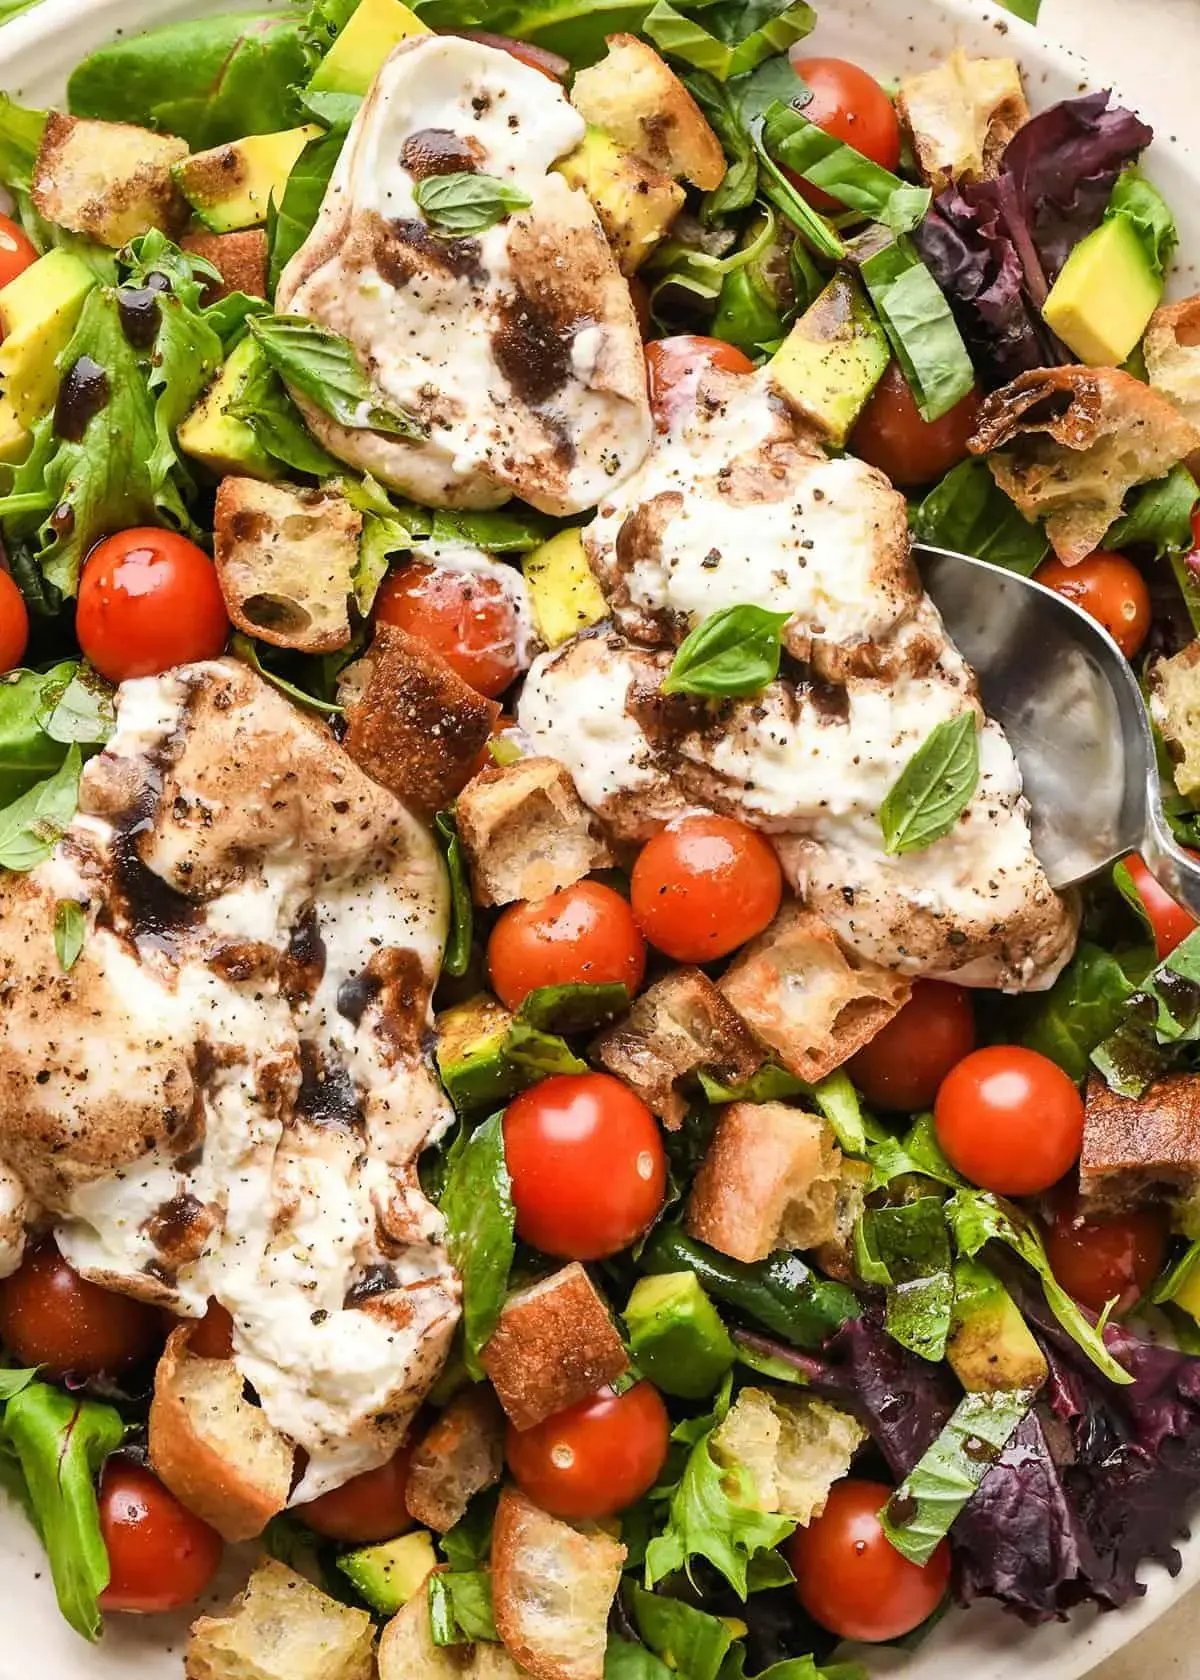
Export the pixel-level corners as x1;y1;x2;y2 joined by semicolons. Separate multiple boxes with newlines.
1;0;1197;1675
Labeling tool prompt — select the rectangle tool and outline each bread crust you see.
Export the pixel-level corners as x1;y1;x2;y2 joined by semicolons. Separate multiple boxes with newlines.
481;1264;629;1431
897;50;1029;189
570;34;726;191
182;230;269;301
492;1487;625;1680
1081;1071;1200;1209
455;757;613;906
32;111;188;247
186;1560;374;1680
406;1387;505;1532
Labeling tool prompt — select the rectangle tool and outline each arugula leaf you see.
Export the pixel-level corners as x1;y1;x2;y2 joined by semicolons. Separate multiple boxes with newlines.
518;981;630;1034
643;0;814;83
1107;464;1200;560
0;664;77;803
1105;166;1177;280
440;1113;515;1378
679;71;758;224
662;604;791;697
868;1112;966;1193
53;900;85;972
857;1197;954;1362
225;340;346;478
911;459;1048;576
434;808;473;979
0;746;82;872
1091;925;1200;1097
628;1582;734;1680
857;236;976;423
763;101;930;233
428;1571;498;1644
249;314;426;438
879;713;980;856
415;171;533;235
1021;940;1143;1083
269;125;351;296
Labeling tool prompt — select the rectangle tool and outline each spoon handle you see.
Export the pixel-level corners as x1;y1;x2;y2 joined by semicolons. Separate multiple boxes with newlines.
1141;781;1200;919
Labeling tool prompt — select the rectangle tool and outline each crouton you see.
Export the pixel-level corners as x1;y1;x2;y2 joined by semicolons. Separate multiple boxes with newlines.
492;1487;625;1680
214;477;360;654
340;622;500;820
149;1326;293;1543
570;34;725;191
711;1388;865;1524
32;112;189;247
686;1101;867;1265
185;1560;374;1680
1151;640;1200;801
378;1586;530;1680
591;967;761;1129
1145;295;1200;459
718;901;910;1083
455;758;614;907
1080;1071;1200;1210
406;1387;505;1532
897;51;1029;190
968;366;1200;565
183;230;270;302
481;1264;630;1431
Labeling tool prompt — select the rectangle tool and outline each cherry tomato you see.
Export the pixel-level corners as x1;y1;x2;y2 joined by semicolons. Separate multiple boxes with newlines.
848;981;976;1112
934;1046;1085;1196
645;336;755;431
188;1299;235;1360
506;1382;670;1519
456;30;568;80
630;814;782;964
0;568;29;672
76;529;229;684
0;1243;164;1381
0;214;39;294
786;58;902;212
296;1438;417;1543
1042;1186;1168;1315
1034;551;1151;660
98;1460;223;1613
850;362;981;487
790;1478;950;1642
375;560;521;698
504;1072;666;1259
488;880;647;1012
1122;854;1198;960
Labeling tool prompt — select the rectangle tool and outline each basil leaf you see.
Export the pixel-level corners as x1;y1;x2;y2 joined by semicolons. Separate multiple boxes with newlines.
0;93;45;195
662;604;791;698
1107;463;1200;560
1020;940;1143;1083
912;459;1047;576
697;1062;810;1105
269;125;350;296
879;713;979;856
857;1197;954;1362
606;1638;674;1680
748;122;845;262
429;506;553;553
229;634;346;718
0;1369;38;1401
248;314;426;438
297;89;363;130
226;341;346;479
0;746;82;873
415;171;533;236
763;101;930;234
53;900;85;972
517;981;630;1034
997;0;1039;16
679;71;758;224
1091;925;1200;1097
427;1571;498;1644
0;664;77;803
643;0;814;83
434;808;473;979
857;236;976;424
439;1112;516;1378
502;1019;588;1079
41;665;115;747
628;1582;734;1680
439;1492;496;1569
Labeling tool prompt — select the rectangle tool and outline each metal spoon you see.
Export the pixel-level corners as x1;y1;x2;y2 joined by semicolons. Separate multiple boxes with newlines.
915;542;1200;913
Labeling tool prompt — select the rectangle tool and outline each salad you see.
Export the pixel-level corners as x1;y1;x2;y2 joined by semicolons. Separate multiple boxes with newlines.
4;0;1200;1676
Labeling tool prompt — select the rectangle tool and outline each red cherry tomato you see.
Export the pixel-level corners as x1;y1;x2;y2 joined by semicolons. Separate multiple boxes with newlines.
504;1073;666;1260
296;1438;417;1543
0;568;29;672
850;362;981;488
934;1046;1084;1196
0;1243;164;1382
848;981;976;1112
506;1382;670;1520
0;214;39;293
375;560;521;698
786;58;902;212
630;814;782;964
790;1478;950;1642
98;1460;223;1613
456;30;568;80
488;880;646;1012
1042;1186;1168;1315
1122;855;1198;960
644;336;755;431
188;1299;235;1360
76;529;229;684
1034;551;1151;660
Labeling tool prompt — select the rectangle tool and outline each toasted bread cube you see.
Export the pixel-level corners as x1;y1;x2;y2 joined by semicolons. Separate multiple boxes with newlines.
571;34;725;191
719;901;910;1083
711;1388;864;1524
492;1487;625;1680
32;112;189;247
592;967;760;1129
214;477;360;654
897;51;1028;190
456;757;614;907
405;1387;505;1532
185;1560;374;1680
481;1264;629;1431
1151;640;1200;802
1080;1071;1200;1211
182;230;269;302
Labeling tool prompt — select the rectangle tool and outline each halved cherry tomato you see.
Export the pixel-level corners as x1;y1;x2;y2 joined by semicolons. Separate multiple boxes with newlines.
934;1046;1084;1196
1042;1185;1168;1315
786;57;902;212
0;1242;164;1381
98;1460;223;1613
375;560;521;698
1034;551;1151;660
0;214;38;294
1122;855;1198;960
188;1299;235;1360
456;30;568;80
850;361;981;487
789;1478;950;1642
644;336;755;432
76;529;229;684
506;1381;670;1519
630;814;782;964
504;1072;666;1260
0;568;29;672
848;981;976;1112
488;880;646;1012
296;1438;417;1543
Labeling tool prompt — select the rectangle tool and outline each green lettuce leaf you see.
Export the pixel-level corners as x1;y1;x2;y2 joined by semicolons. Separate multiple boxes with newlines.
1020;940;1145;1083
1106;464;1199;560
868;1112;966;1193
679;71;758;224
434;808;473;979
440;1113;515;1377
0;746;82;872
911;459;1048;575
856;1197;954;1362
628;1582;735;1680
1090;924;1200;1097
606;1638;674;1680
1105;166;1177;280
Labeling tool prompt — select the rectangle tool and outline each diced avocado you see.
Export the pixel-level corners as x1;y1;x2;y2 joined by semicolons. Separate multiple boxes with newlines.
1043;214;1163;368
767;269;890;447
0;249;96;429
435;993;523;1112
945;1257;1048;1393
337;1529;436;1614
555;127;684;277
624;1271;736;1399
177;335;282;481
522;529;609;649
174;127;321;234
0;396;30;466
307;0;431;97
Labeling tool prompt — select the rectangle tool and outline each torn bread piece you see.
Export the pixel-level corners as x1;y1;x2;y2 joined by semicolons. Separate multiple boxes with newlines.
897;50;1029;190
455;758;614;907
183;229;269;301
185;1560;375;1680
32;112;189;247
481;1264;630;1431
492;1486;626;1680
1080;1071;1200;1211
214;478;361;654
570;34;725;191
711;1387;865;1524
1151;640;1200;801
405;1387;505;1532
1145;295;1200;451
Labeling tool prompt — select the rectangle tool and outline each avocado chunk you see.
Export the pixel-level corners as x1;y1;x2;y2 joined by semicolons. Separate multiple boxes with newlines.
555;127;684;277
0;249;96;430
522;528;609;649
307;0;431;97
1043;212;1163;367
0;396;30;465
435;993;524;1112
624;1271;736;1399
177;335;283;481
767;269;890;446
946;1257;1048;1393
174;126;321;234
337;1529;436;1614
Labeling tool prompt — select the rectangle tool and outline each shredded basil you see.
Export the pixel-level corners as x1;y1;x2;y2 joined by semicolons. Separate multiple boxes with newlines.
763;101;930;233
440;1112;515;1378
857;236;976;423
434;808;473;979
643;0;814;83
